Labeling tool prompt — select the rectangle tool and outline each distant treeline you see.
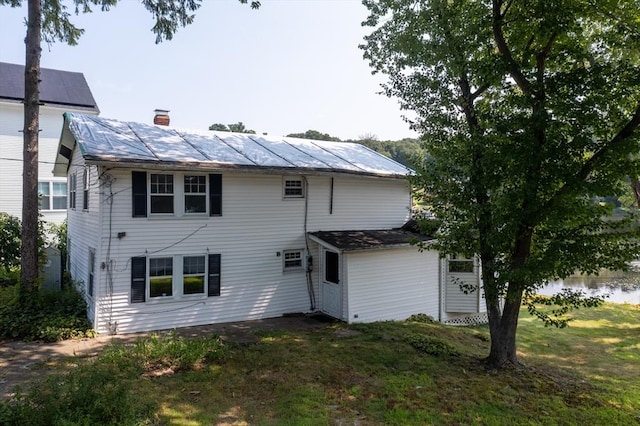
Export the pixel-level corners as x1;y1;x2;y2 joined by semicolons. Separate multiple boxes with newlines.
352;138;422;168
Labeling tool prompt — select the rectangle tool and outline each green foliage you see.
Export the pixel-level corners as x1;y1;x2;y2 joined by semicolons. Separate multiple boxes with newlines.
362;0;640;365
524;288;606;328
99;330;227;375
406;313;435;323
0;283;95;341
0;362;153;426
356;137;422;167
406;334;460;357
287;129;342;141
0;213;21;272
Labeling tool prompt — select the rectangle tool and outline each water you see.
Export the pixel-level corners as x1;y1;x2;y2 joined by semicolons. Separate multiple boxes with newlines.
537;262;640;305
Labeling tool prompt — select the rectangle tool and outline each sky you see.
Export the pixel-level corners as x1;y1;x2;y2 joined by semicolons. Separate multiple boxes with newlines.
0;0;417;141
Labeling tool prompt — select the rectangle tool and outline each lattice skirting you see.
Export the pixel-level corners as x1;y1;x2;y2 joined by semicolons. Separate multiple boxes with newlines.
444;313;489;326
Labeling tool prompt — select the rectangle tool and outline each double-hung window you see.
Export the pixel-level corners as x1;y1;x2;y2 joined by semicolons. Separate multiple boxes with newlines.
88;248;96;297
131;254;221;303
150;174;174;214
38;181;68;211
183;255;206;295
132;171;222;217
149;257;173;298
184;175;207;214
82;168;89;210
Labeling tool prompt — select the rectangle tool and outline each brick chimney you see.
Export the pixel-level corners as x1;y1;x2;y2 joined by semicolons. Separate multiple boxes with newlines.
153;109;170;126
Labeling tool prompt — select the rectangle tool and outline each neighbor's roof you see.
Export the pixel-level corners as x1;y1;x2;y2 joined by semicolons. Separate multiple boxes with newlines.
0;62;99;111
54;112;412;178
308;229;433;252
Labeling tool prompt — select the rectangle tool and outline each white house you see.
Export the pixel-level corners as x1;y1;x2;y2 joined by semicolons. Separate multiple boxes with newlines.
53;112;485;334
0;62;99;225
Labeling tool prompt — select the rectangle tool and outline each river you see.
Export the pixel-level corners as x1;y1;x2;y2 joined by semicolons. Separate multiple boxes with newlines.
536;261;640;304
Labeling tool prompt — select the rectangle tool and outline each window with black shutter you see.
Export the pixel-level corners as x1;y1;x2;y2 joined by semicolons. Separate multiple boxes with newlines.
208;253;221;296
132;171;147;217
209;174;222;216
131;256;146;303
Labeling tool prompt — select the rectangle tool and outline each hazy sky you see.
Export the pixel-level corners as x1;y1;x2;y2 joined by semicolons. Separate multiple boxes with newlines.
0;0;417;140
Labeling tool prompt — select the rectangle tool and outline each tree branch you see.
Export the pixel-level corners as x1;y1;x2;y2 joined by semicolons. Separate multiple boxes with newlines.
542;101;640;212
492;0;532;95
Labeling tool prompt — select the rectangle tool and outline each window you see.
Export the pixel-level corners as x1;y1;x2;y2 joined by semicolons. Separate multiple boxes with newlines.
88;248;96;297
448;255;474;273
133;172;222;217
149;257;173;298
69;173;76;209
283;177;304;198
38;181;67;211
183;255;205;294
82;168;89;210
131;254;221;303
184;175;206;213
283;249;304;271
150;174;174;214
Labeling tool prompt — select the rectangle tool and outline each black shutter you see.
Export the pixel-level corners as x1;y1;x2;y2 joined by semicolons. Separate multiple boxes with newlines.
208;254;221;297
209;174;222;216
131;256;146;303
132;171;147;217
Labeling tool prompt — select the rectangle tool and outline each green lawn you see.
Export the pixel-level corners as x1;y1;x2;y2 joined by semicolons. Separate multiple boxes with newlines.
3;303;639;425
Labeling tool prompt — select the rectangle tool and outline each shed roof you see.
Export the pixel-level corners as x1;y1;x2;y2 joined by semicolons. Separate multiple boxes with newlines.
54;113;412;178
308;229;433;252
0;62;99;111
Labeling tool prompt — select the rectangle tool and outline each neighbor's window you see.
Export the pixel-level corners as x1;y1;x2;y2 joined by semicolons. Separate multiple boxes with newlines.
38;181;67;211
184;175;207;213
150;174;174;214
283;250;304;271
183;255;206;295
149;257;173;297
283;177;304;198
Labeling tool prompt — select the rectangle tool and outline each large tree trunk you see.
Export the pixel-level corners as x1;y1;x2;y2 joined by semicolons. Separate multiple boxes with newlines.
485;288;523;369
20;0;42;296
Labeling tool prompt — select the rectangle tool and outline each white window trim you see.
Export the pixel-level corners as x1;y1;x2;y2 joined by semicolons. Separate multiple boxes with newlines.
283;177;305;199
146;254;212;302
38;180;68;211
149;172;211;216
283;249;305;272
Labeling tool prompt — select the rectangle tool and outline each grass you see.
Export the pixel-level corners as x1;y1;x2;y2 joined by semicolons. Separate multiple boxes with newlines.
2;303;639;425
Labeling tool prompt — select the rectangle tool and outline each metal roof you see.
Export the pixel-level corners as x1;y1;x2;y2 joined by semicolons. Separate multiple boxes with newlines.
0;62;99;111
56;113;412;178
308;229;433;252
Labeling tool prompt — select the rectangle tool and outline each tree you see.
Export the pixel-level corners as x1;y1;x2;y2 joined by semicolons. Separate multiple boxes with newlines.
1;0;259;296
0;213;21;272
226;122;256;134
362;0;640;368
209;123;230;131
286;129;341;141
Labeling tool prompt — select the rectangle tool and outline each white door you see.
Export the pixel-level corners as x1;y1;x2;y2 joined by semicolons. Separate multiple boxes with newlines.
321;249;342;319
445;255;479;312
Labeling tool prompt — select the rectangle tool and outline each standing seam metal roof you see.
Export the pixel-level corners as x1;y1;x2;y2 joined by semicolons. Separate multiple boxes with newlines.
60;113;412;177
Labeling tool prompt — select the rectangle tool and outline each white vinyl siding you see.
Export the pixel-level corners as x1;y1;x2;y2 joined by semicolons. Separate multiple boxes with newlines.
345;248;440;323
70;169;412;334
0;103;91;225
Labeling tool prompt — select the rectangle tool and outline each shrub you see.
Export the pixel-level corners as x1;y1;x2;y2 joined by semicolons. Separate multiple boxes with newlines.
406;313;435;323
0;284;96;342
0;362;153;426
0;213;21;272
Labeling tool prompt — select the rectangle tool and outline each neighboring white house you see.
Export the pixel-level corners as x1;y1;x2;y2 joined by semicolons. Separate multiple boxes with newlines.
0;62;99;226
53;112;485;334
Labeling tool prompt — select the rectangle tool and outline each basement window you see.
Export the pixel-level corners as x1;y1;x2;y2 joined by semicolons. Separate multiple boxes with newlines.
283;249;304;271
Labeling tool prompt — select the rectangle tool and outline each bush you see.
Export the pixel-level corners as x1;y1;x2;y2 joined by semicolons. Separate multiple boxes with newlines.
0;284;96;342
0;213;21;271
406;313;435;323
0;362;153;426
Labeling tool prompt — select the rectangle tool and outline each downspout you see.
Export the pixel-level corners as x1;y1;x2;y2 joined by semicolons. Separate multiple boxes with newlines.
303;176;316;310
